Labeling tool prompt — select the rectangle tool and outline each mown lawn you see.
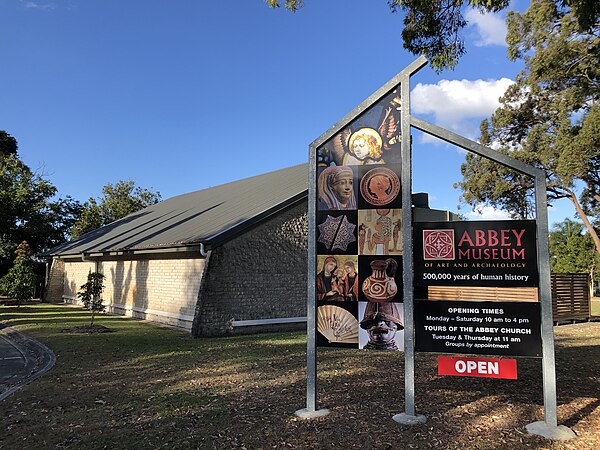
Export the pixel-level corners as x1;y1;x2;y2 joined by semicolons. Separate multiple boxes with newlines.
1;304;599;449
591;298;600;317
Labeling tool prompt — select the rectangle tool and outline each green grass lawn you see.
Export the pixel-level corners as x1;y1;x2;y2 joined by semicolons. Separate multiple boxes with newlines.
591;298;600;316
1;304;599;449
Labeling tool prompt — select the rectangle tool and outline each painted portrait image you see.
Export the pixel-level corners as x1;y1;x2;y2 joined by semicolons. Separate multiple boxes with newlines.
317;166;357;210
316;89;402;167
316;255;359;302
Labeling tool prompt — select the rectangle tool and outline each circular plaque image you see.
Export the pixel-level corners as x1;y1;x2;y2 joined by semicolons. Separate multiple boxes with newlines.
360;167;401;206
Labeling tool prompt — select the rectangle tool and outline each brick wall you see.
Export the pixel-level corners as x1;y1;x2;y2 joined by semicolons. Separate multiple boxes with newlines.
62;261;97;300
51;253;205;330
193;201;308;336
44;258;65;303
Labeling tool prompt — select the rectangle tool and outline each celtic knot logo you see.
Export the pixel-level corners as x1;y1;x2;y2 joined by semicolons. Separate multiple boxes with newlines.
423;229;455;260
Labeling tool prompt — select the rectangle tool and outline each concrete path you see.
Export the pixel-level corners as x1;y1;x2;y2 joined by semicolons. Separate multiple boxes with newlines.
0;324;56;401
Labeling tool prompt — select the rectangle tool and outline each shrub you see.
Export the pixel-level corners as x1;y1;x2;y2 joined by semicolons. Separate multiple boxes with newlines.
77;271;105;326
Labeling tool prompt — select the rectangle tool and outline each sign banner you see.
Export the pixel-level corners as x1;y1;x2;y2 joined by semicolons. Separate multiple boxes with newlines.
438;356;517;379
415;300;542;357
314;88;405;351
413;220;539;287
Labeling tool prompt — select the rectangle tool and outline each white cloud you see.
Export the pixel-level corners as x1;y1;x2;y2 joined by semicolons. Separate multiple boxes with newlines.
411;78;514;140
21;1;54;9
465;8;507;47
464;205;512;221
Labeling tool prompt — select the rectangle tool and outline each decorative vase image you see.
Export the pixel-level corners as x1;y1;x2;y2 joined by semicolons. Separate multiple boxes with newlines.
362;258;398;302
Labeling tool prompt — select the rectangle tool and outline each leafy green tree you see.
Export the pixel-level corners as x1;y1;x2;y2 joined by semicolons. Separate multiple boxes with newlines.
71;180;161;238
0;152;82;275
549;219;598;280
0;241;37;306
0;130;18;157
456;1;600;257
77;271;105;326
266;1;599;71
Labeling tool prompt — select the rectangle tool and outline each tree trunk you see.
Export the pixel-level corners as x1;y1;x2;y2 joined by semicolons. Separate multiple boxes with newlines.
567;189;600;256
90;298;95;327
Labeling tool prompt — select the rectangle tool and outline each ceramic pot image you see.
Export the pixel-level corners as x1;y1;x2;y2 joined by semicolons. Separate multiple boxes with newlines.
362;258;398;302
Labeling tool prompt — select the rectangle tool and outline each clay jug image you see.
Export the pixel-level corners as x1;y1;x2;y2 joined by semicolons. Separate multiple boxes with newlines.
362;258;398;302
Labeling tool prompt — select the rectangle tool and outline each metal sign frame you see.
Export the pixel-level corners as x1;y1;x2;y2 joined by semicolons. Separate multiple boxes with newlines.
297;56;573;440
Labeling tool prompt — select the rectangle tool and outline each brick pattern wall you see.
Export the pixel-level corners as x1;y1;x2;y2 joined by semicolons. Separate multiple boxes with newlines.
44;258;65;303
62;261;97;300
194;202;308;336
100;255;205;328
52;254;205;330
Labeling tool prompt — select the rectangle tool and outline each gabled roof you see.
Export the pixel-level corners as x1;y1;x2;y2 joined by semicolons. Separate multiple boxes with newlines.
47;164;308;257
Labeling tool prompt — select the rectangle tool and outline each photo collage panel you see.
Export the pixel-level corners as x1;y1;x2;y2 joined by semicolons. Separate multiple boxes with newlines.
315;88;404;351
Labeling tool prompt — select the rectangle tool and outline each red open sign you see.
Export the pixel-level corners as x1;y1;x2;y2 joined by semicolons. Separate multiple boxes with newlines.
438;356;517;379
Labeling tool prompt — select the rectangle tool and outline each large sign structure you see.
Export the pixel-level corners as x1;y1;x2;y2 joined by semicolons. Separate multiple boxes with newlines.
297;57;575;440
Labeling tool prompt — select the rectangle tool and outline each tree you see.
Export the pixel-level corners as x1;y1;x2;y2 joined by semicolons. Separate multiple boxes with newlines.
0;130;18;157
0;152;82;275
77;271;105;327
456;1;600;257
266;1;599;71
0;241;37;307
71;180;161;238
549;219;598;280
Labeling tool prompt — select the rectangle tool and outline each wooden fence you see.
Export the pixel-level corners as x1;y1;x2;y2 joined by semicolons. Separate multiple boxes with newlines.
423;273;591;323
551;273;590;322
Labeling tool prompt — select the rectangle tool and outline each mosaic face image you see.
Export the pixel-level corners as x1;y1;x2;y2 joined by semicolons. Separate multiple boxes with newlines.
358;209;402;255
359;301;404;351
317;166;357;210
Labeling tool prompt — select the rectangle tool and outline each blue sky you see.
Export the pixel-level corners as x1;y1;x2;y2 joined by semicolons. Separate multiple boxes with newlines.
0;0;575;226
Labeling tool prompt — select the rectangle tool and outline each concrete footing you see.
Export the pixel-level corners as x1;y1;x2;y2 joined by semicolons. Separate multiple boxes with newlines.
526;421;576;441
294;408;330;419
392;412;427;425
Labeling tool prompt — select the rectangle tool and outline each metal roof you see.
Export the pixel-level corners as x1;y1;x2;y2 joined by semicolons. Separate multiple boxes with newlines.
47;164;309;257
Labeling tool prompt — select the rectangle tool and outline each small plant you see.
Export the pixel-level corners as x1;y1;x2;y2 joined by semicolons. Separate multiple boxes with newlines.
77;271;105;326
0;241;37;307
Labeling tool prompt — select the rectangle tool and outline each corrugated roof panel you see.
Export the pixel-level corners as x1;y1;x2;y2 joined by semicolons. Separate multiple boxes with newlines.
47;164;308;256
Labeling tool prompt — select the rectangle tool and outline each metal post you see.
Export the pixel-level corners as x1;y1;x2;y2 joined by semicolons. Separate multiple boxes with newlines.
393;73;426;425
295;144;330;419
525;175;575;439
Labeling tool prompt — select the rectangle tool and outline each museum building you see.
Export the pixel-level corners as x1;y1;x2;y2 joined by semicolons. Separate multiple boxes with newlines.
44;164;457;336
